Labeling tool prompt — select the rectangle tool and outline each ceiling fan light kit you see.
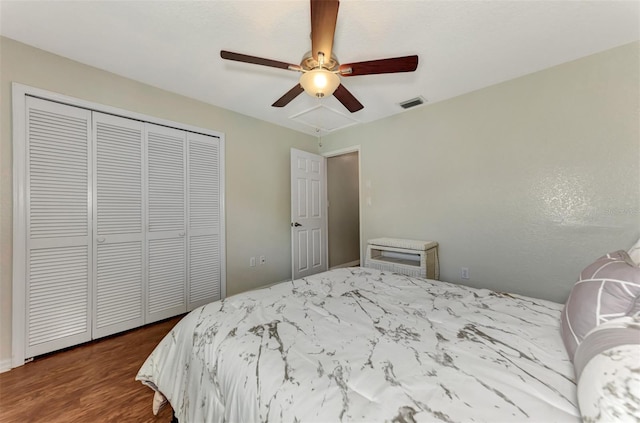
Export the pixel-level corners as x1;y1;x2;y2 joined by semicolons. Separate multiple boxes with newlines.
220;0;419;113
300;69;341;98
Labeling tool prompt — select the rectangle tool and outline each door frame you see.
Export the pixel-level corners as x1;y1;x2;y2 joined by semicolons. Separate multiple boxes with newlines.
322;145;362;269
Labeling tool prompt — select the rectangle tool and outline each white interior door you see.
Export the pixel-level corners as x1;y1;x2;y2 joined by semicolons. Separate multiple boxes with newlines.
145;123;187;323
291;148;327;279
187;132;222;310
92;112;145;338
24;97;92;358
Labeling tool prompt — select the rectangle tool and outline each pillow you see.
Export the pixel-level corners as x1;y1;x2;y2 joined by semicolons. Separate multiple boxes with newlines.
560;250;640;360
574;317;640;379
575;317;640;422
628;237;640;265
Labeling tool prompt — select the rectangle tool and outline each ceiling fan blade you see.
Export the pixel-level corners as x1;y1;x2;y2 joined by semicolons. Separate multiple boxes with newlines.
339;55;418;76
221;50;302;71
311;0;339;63
333;84;363;113
272;84;305;107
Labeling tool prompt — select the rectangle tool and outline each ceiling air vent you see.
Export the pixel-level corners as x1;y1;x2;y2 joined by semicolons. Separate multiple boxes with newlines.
399;96;426;110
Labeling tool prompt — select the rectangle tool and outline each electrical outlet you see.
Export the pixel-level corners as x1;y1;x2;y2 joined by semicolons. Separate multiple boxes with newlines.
259;255;266;265
461;267;469;280
250;257;256;267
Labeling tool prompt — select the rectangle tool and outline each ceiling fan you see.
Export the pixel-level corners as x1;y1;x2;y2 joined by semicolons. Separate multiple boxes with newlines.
220;0;418;113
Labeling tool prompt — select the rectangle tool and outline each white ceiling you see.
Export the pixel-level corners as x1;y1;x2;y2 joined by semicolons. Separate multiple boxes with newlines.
1;0;638;136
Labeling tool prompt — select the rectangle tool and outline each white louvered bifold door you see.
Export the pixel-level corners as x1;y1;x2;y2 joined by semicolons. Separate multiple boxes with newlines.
187;132;221;310
25;97;92;358
145;123;187;323
92;113;145;338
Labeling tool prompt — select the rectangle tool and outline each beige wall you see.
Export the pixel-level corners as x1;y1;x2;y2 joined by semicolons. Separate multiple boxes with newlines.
327;152;360;267
2;36;638;367
320;42;640;303
0;37;317;365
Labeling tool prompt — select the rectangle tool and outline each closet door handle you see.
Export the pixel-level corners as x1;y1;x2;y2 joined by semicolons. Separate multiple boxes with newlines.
97;237;106;243
179;232;185;237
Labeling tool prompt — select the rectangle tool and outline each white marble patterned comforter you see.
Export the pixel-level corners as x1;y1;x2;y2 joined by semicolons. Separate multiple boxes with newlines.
136;267;580;422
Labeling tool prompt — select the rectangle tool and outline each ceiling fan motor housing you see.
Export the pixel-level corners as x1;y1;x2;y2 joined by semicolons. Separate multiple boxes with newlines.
301;51;339;71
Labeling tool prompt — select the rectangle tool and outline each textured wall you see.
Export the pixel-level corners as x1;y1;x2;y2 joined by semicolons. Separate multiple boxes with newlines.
0;37;316;367
320;42;640;303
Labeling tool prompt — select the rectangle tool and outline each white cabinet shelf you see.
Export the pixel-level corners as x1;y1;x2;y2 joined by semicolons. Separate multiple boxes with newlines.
365;238;439;280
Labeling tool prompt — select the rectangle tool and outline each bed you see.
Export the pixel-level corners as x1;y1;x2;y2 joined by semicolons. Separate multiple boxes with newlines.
137;267;585;422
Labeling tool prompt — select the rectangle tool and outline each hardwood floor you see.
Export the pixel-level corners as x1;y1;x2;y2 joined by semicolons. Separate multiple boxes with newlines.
0;316;182;423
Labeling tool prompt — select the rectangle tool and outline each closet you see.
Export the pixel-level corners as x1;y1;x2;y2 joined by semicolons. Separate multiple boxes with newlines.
13;88;224;363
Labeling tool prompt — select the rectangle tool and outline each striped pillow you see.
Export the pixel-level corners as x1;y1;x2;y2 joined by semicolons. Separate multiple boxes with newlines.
560;251;640;360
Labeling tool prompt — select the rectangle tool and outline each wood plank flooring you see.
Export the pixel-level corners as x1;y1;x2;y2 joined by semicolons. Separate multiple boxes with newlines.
0;316;182;423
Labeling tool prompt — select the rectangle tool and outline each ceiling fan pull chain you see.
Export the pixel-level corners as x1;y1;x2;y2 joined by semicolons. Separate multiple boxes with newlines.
316;96;323;142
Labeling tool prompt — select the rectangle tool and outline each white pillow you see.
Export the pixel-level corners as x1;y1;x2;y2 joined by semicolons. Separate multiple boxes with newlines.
578;343;640;422
576;317;640;422
628;237;640;265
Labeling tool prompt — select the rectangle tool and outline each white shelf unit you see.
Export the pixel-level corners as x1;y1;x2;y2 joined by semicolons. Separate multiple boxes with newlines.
365;238;439;280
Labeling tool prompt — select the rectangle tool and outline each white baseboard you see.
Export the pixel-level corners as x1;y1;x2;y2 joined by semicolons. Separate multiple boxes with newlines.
249;279;291;291
256;263;361;292
264;279;290;288
0;358;13;373
329;260;360;270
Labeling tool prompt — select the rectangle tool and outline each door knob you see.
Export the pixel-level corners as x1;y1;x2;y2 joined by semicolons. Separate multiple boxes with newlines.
291;222;302;227
97;237;106;243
